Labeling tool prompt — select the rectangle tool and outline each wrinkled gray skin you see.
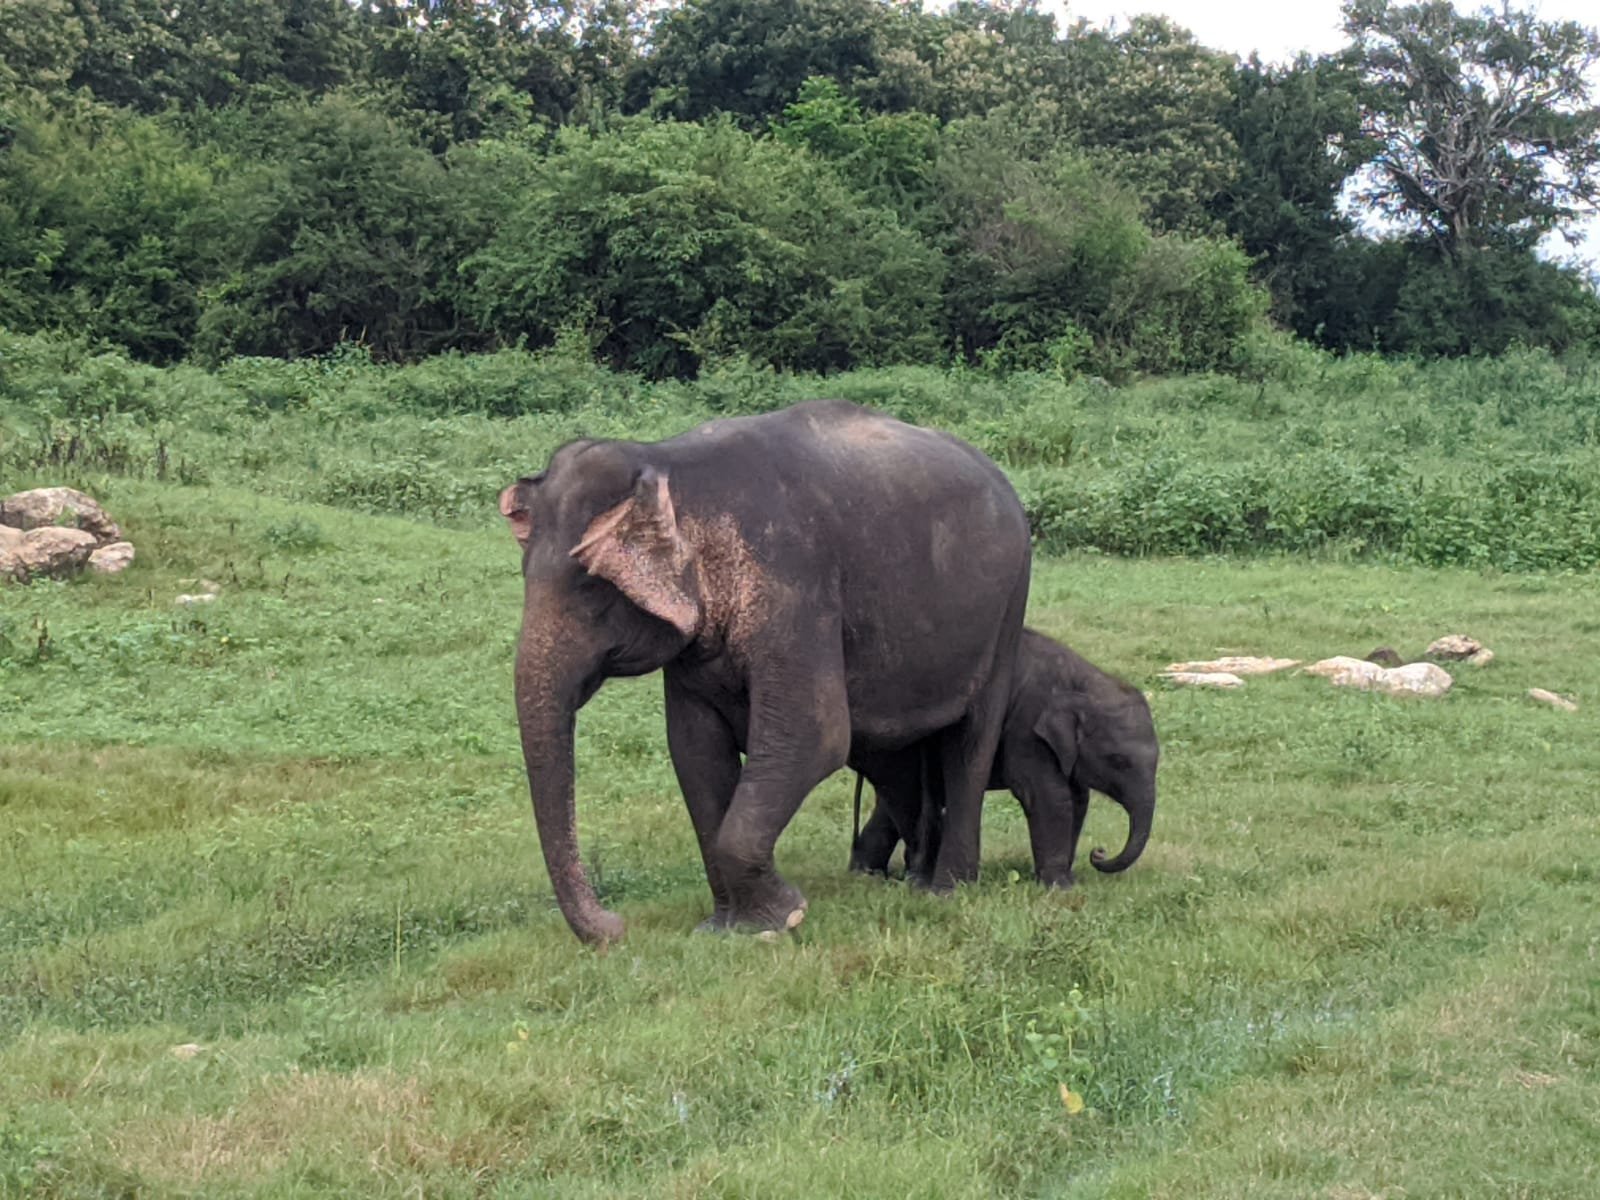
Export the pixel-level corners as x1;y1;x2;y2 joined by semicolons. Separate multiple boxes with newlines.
849;629;1157;888
499;400;1031;944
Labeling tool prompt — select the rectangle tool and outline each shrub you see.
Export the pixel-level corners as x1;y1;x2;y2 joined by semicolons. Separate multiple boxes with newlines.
313;455;491;522
460;117;944;378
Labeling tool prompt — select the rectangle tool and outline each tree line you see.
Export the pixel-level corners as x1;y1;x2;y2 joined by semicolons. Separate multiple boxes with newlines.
2;0;1598;377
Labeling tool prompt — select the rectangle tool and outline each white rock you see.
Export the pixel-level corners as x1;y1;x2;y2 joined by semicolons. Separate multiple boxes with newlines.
0;526;21;581
8;526;98;582
1426;634;1483;661
1161;671;1246;689
88;541;136;574
1302;656;1388;687
1164;656;1299;676
1528;688;1577;713
175;592;218;606
170;1043;205;1060
1465;648;1495;667
0;486;121;540
1304;656;1452;698
1379;662;1453;697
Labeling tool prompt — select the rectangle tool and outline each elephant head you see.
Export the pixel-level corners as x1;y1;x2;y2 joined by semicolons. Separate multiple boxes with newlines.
1030;684;1158;875
499;441;702;945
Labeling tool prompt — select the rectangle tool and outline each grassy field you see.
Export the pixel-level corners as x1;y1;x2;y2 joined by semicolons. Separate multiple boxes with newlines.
3;474;1598;1198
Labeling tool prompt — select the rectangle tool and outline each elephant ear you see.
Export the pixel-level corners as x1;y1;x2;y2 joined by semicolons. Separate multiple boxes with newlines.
571;467;700;638
499;481;535;546
1032;703;1080;779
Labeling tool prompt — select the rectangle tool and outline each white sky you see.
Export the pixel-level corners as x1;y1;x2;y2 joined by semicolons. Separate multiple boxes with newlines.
1039;0;1600;273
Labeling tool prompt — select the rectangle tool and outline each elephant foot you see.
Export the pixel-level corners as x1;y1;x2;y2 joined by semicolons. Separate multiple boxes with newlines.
1035;869;1077;891
695;886;807;938
726;878;808;937
848;840;895;876
754;906;808;942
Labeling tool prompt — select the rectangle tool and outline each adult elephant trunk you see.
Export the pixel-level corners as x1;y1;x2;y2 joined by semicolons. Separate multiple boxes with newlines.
1089;785;1153;874
514;615;625;946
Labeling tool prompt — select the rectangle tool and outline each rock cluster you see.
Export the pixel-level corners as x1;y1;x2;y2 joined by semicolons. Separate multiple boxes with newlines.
1162;632;1574;710
0;488;135;583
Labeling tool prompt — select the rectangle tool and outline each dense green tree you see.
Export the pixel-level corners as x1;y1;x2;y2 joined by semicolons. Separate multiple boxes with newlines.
933;121;1265;375
1216;53;1373;335
917;1;1071;125
193;93;481;363
0;0;88;100
461;117;944;375
1058;16;1240;234
64;0;362;112
774;76;939;220
1315;237;1600;354
358;0;644;149
1343;0;1600;255
625;0;905;124
0;100;214;361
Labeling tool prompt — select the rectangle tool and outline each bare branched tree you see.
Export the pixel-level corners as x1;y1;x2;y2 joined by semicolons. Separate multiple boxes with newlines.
1343;0;1600;255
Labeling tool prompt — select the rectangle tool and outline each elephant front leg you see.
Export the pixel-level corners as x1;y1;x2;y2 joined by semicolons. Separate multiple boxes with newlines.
1025;782;1087;890
664;677;742;931
713;665;851;933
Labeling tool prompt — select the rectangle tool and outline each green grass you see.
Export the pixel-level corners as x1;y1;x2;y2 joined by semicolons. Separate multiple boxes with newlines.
3;480;1598;1197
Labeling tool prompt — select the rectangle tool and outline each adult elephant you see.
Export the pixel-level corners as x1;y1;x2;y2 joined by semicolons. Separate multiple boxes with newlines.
499;399;1031;945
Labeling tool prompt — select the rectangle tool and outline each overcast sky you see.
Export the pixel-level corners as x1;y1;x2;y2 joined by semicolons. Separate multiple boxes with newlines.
1038;0;1600;273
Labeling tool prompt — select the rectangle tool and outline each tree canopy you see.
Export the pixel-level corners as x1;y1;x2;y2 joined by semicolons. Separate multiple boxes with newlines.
0;0;1595;372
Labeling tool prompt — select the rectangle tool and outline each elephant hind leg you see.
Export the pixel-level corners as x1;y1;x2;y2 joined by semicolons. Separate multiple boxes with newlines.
904;739;944;887
850;795;902;875
928;702;1008;891
929;577;1026;892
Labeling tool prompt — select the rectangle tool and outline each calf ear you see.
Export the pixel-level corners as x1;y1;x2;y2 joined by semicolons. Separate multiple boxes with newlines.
499;482;533;546
1032;705;1080;778
571;467;700;638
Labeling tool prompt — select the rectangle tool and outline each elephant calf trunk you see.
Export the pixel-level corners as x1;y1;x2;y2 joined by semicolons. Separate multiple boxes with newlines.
1089;788;1153;874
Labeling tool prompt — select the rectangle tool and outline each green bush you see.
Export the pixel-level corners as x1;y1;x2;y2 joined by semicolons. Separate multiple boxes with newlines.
192;93;481;364
1018;451;1600;571
0;100;215;364
385;347;646;418
313;455;494;522
460;117;944;378
5;329;1599;572
935;138;1269;379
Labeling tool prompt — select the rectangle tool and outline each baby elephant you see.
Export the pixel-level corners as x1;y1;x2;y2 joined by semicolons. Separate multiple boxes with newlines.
849;629;1158;888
